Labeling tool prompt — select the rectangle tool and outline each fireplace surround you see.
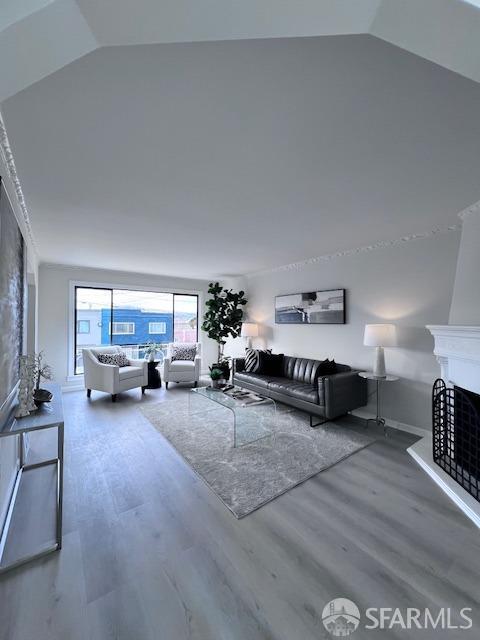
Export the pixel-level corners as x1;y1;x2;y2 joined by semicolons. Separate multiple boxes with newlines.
432;379;480;502
407;325;480;529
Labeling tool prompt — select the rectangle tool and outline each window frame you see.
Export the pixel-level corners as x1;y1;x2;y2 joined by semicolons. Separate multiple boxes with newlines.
76;319;91;334
110;321;135;335
148;321;167;335
72;283;199;376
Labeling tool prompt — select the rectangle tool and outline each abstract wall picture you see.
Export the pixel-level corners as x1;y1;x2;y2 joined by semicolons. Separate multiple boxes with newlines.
275;289;345;324
0;177;25;416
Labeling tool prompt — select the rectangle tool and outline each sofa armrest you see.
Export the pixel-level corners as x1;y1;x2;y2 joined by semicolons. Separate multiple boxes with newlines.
129;358;148;385
319;371;367;419
129;358;147;369
84;361;118;393
194;354;201;378
232;358;246;376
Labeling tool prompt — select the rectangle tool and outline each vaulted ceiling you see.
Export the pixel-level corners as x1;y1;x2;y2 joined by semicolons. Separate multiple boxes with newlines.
2;0;480;102
1;1;480;277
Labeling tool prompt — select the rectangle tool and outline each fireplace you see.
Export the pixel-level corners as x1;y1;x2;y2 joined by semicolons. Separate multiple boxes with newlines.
432;379;480;501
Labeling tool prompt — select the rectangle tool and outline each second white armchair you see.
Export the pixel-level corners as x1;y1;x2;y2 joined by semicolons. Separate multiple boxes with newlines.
163;342;201;389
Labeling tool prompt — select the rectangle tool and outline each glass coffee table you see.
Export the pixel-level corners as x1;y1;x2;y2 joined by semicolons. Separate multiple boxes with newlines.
189;386;276;447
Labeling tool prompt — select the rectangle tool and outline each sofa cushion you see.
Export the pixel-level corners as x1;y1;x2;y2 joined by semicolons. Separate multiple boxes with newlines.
97;352;130;367
244;348;271;373
268;378;319;404
318;358;337;375
171;343;196;361
257;352;284;376
234;372;271;389
282;356;325;385
169;359;195;372
118;365;144;380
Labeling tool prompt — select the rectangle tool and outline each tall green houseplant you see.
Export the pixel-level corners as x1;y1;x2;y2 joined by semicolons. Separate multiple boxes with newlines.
202;282;247;362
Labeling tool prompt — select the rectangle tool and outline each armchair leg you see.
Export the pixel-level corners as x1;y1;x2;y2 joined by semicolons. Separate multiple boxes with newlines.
194;381;198;388
86;389;91;398
142;386;146;395
111;394;117;403
165;382;169;389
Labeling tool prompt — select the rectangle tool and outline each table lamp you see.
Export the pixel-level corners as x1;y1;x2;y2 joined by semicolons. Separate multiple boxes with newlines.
364;324;397;378
241;322;258;348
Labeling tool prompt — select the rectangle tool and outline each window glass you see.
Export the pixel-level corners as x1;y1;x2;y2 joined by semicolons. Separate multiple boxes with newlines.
75;287;198;373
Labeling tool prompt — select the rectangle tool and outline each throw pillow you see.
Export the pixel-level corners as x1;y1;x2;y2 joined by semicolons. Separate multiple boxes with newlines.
318;358;337;375
97;352;130;367
171;343;197;361
257;352;284;376
244;348;271;373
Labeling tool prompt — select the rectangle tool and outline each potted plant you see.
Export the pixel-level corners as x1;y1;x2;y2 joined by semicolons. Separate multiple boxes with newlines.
209;366;224;389
202;282;247;380
33;351;53;405
143;341;163;362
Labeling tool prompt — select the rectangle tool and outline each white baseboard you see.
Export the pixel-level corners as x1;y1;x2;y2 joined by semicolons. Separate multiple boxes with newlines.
351;408;429;437
408;437;480;530
62;382;83;392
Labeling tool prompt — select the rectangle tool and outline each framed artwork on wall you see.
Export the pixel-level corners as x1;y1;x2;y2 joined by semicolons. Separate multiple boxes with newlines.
275;289;345;324
0;176;26;428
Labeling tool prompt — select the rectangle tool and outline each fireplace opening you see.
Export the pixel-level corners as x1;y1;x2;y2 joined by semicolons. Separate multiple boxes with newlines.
432;379;480;502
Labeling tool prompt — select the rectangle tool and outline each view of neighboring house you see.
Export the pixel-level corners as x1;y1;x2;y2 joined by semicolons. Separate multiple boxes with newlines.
75;290;198;372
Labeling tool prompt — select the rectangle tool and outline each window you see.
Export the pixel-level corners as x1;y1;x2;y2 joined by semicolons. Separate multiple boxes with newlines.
149;322;166;334
77;320;90;334
111;322;135;335
74;286;198;375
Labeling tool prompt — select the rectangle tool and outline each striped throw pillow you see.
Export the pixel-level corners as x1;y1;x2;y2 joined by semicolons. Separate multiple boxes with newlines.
244;348;271;373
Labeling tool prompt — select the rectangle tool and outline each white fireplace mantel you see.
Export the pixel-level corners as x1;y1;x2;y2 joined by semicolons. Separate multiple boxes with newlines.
426;324;480;395
407;324;480;530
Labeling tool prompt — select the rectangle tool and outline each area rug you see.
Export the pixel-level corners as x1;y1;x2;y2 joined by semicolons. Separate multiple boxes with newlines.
140;396;376;518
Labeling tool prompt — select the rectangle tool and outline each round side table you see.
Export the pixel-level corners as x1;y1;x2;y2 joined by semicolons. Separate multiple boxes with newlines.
358;372;398;435
146;360;162;389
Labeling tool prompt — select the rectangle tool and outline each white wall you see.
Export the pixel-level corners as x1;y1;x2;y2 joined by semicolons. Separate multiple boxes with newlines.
38;264;217;387
239;230;460;431
449;211;480;325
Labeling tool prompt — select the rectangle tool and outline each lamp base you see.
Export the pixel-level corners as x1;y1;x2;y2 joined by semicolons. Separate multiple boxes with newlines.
373;346;386;378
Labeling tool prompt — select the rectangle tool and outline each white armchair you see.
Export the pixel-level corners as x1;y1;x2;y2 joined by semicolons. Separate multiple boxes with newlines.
163;342;201;389
82;346;148;402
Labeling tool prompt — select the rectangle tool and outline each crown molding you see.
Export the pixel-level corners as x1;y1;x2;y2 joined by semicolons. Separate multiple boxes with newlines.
458;198;480;221
0;111;37;254
246;223;461;278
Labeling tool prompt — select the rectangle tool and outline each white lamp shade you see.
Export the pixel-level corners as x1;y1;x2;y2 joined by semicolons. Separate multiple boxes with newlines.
364;324;397;347
241;322;258;338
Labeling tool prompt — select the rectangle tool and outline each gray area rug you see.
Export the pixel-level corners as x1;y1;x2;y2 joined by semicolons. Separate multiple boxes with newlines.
140;396;375;518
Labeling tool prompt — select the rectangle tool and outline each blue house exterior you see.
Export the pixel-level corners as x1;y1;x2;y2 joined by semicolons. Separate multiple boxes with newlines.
101;308;174;345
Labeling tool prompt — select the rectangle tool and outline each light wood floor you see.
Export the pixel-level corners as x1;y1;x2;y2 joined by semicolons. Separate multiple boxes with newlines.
1;384;479;640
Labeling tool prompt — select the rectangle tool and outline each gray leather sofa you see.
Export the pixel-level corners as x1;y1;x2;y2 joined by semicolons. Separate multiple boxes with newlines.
233;355;367;426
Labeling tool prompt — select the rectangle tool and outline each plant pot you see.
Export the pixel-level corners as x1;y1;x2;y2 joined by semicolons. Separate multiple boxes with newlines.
211;378;220;389
212;361;230;381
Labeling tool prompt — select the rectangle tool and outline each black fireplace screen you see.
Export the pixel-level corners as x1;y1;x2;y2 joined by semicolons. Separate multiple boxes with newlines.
432;379;480;502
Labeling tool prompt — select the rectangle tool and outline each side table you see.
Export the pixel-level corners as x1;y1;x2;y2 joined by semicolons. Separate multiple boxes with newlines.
147;360;162;389
358;372;398;435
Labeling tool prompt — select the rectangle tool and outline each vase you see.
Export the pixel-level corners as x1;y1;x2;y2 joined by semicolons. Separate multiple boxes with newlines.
15;356;31;418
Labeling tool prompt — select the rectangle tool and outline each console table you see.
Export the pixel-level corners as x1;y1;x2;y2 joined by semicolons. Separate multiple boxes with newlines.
0;383;64;574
